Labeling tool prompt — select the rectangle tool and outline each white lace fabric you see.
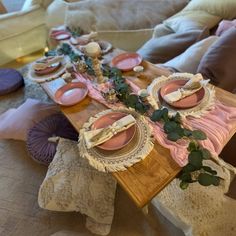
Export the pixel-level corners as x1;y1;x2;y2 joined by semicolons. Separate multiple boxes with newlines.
38;138;117;236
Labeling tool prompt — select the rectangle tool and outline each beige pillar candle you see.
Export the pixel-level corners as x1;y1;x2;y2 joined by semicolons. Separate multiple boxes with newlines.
84;42;104;84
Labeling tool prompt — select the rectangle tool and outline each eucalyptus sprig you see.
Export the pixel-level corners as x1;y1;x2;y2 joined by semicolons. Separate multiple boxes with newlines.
112;72;149;114
151;108;220;189
57;43;81;62
66;26;84;37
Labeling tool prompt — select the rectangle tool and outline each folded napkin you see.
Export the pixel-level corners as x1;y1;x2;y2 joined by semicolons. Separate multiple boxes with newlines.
164;73;208;103
84;114;136;149
33;56;64;71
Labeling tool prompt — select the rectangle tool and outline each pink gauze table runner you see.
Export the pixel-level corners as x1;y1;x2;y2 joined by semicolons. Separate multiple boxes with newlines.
75;73;236;167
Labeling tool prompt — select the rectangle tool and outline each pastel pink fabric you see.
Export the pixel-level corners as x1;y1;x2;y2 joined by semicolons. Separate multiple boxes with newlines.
75;73;236;167
0;98;59;141
215;20;236;36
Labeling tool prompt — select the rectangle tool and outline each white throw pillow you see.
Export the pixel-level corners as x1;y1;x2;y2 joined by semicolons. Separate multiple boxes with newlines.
162;36;219;73
0;98;58;141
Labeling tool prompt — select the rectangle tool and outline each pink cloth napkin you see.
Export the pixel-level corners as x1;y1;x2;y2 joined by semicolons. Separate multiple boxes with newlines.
75;73;236;167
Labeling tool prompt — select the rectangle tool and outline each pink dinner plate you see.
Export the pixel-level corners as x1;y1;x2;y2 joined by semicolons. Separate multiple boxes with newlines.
54;82;88;106
92;112;136;151
111;52;142;71
51;31;71;41
34;62;61;76
160;80;205;109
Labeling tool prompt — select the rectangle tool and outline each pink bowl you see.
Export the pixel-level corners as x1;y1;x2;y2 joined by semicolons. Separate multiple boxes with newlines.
160;80;205;109
92;112;136;150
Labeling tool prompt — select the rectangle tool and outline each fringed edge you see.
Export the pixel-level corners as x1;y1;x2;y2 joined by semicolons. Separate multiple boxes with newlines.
78;108;154;172
147;74;216;118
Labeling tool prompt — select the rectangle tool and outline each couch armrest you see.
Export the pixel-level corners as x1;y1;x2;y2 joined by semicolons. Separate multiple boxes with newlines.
0;5;46;40
22;0;54;10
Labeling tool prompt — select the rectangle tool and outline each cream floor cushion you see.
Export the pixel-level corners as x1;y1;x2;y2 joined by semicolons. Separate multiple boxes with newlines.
38;138;117;236
152;160;236;236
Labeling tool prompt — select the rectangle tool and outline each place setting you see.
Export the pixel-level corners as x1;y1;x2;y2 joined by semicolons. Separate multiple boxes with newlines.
78;108;154;172
28;55;68;83
147;73;216;118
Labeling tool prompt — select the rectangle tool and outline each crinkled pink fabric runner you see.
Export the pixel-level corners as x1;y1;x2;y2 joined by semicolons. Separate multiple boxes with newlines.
75;74;236;167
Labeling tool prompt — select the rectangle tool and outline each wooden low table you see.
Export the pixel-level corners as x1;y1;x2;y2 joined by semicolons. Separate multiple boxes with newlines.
41;59;236;208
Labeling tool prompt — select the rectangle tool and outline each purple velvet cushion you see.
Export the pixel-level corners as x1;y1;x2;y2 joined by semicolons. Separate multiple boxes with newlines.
197;28;236;93
26;113;79;165
137;28;209;63
0;69;24;95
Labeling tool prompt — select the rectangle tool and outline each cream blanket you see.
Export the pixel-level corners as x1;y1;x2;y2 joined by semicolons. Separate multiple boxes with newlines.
152;160;236;236
38;138;117;236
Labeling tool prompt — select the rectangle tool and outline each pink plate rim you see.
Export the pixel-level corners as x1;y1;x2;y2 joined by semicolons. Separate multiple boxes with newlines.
111;52;142;71
54;82;88;106
91;112;136;151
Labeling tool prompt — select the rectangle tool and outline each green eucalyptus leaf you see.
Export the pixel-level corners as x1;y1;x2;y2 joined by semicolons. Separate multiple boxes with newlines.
200;148;211;159
135;102;148;114
187;141;198;152
151;110;164;122
173;112;181;124
198;173;215;186
183;129;192;137
180;181;189;190
126;94;138;108
162;108;169;122
167;132;181;141
182;163;197;173
202;166;217;175
191;130;207;140
212;176;220;186
175;126;185;137
188;151;203;169
164;121;178;133
179;172;192;182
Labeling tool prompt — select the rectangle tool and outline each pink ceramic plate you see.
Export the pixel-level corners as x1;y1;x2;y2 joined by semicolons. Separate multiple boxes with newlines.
54;82;88;106
51;31;71;41
92;112;136;150
34;62;61;76
160;80;205;109
111;52;142;71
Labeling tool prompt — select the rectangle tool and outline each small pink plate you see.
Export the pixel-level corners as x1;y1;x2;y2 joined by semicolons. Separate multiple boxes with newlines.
51;31;71;41
92;112;136;151
54;82;88;106
111;53;142;71
34;62;61;76
160;80;205;109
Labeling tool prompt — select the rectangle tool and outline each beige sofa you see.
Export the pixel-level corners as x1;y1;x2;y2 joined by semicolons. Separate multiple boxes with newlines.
0;4;47;65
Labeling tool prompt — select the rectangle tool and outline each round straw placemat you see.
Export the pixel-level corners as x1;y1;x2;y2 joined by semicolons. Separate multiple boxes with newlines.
78;109;154;172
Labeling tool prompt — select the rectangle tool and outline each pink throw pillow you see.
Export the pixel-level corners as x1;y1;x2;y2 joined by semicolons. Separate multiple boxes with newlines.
0;98;59;141
215;20;236;36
